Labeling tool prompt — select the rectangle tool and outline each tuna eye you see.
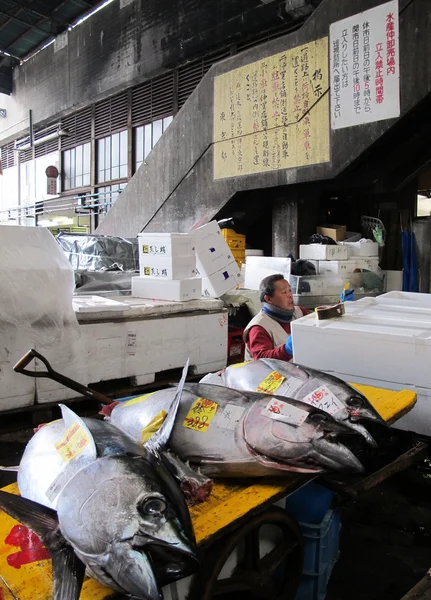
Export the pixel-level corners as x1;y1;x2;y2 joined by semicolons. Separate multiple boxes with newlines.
347;397;364;409
141;497;167;516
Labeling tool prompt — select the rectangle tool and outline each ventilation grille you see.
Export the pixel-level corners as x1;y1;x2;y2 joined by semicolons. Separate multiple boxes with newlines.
178;48;230;109
95;91;128;138
35;137;59;158
19;147;33;163
61;107;92;149
1;142;15;169
131;72;174;126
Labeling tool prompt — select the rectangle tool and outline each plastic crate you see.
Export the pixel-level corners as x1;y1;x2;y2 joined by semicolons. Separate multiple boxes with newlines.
294;508;341;600
285;482;334;525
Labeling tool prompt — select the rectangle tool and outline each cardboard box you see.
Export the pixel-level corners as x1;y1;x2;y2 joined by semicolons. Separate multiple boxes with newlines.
244;256;291;291
299;244;349;261
139;255;196;279
193;221;234;277
132;275;202;302
340;240;379;257
202;261;244;298
317;225;346;241
138;232;195;257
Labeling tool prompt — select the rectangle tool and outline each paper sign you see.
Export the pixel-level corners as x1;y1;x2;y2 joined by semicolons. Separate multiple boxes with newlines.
262;399;308;426
302;385;345;415
183;398;219;433
127;331;137;355
276;376;305;397
123;392;155;407
215;404;246;431
256;371;286;394
55;423;90;462
46;468;71;503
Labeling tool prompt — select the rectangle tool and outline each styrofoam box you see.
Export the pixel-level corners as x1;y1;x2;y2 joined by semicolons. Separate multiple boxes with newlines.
193;221;234;277
318;258;379;275
138;232;194;257
329;370;431;437
384;271;403;293
340;240;379;257
244;256;291;291
132;275;202;302
202;261;244;298
299;244;349;261
36;309;227;404
139;255;196;279
291;300;431;389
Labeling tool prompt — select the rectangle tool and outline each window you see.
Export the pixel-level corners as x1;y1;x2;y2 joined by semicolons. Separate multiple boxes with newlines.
63;143;91;190
134;116;173;171
97;131;128;183
97;182;126;215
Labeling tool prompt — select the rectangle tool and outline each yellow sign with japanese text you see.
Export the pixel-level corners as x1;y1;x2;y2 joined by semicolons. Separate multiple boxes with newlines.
256;371;286;395
213;37;330;179
183;398;219;433
55;423;90;462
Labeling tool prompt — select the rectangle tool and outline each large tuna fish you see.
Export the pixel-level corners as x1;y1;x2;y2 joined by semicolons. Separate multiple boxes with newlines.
0;365;199;600
108;383;366;476
202;358;387;446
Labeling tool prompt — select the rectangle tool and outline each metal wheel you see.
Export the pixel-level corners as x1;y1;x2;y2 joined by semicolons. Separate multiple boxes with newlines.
189;506;303;600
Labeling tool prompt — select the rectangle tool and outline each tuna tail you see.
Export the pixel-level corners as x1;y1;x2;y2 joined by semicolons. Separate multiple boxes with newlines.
0;490;85;600
146;358;190;454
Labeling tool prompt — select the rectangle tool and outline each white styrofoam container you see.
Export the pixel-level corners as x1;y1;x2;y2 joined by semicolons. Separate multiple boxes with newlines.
132;276;202;302
0;323;35;410
244;256;291;291
318;258;379;275
340;240;379;257
138;232;194;257
139;255;196;279
202;261;244;298
381;291;431;307
384;271;403;292
299;244;349;261
291;301;431;389
193;221;234;277
36;310;228;404
329;370;431;437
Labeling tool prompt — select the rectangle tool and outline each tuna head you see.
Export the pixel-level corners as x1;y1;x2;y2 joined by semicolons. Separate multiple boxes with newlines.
56;454;199;599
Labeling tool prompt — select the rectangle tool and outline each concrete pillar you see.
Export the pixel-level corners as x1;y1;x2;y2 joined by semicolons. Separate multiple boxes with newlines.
412;217;431;293
272;192;298;257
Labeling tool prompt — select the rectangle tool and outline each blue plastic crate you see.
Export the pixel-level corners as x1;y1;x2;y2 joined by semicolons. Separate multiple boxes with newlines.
293;507;341;600
285;482;334;525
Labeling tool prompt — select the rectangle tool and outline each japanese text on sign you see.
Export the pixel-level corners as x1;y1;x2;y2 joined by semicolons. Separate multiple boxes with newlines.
302;385;344;415
55;423;90;462
262;398;308;427
183;398;219;433
330;0;399;129
214;38;330;179
256;371;286;394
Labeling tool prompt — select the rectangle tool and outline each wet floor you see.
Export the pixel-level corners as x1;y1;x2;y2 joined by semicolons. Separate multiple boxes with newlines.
1;429;431;600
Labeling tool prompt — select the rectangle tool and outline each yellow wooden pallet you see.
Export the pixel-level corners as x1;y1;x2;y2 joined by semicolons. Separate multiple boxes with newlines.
0;385;417;599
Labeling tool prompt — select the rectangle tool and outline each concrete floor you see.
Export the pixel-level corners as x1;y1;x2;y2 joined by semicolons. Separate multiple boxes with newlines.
1;428;430;600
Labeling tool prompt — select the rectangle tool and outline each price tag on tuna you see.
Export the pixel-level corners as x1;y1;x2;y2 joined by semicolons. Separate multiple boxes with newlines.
55;423;90;462
262;399;308;426
302;385;344;415
183;398;218;433
216;403;245;431
256;371;286;394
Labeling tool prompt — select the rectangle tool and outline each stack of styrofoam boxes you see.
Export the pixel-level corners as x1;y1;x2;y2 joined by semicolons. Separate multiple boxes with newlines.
291;292;431;436
132;233;202;302
193;221;244;297
244;256;292;291
298;244;349;295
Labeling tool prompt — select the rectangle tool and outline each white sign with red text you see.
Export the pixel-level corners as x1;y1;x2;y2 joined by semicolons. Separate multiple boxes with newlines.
330;0;400;129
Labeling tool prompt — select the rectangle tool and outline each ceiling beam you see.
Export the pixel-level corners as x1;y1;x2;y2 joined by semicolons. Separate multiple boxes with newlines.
5;0;71;28
0;9;51;36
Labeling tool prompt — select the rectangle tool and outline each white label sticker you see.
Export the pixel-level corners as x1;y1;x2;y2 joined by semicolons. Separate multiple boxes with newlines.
215;404;246;431
302;385;345;415
275;376;304;397
46;467;71;503
262;399;308;427
127;331;137;355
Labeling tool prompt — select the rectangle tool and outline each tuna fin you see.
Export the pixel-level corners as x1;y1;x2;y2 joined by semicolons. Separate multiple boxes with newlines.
59;404;98;463
0;490;85;600
146;358;189;453
181;382;252;404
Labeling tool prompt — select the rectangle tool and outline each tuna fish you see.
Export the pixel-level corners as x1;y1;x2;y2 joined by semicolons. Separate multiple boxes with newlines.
108;383;366;477
202;358;388;447
0;364;199;600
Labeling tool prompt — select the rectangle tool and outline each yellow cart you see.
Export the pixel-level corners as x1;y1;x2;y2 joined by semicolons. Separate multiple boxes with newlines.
0;384;425;600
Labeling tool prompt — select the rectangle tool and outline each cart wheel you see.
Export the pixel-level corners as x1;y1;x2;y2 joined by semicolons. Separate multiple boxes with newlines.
189;506;303;600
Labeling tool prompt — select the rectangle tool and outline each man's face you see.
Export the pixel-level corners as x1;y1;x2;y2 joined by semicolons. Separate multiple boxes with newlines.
265;279;294;311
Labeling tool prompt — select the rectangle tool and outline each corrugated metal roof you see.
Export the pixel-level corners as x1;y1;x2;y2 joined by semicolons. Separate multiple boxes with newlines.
0;0;102;63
